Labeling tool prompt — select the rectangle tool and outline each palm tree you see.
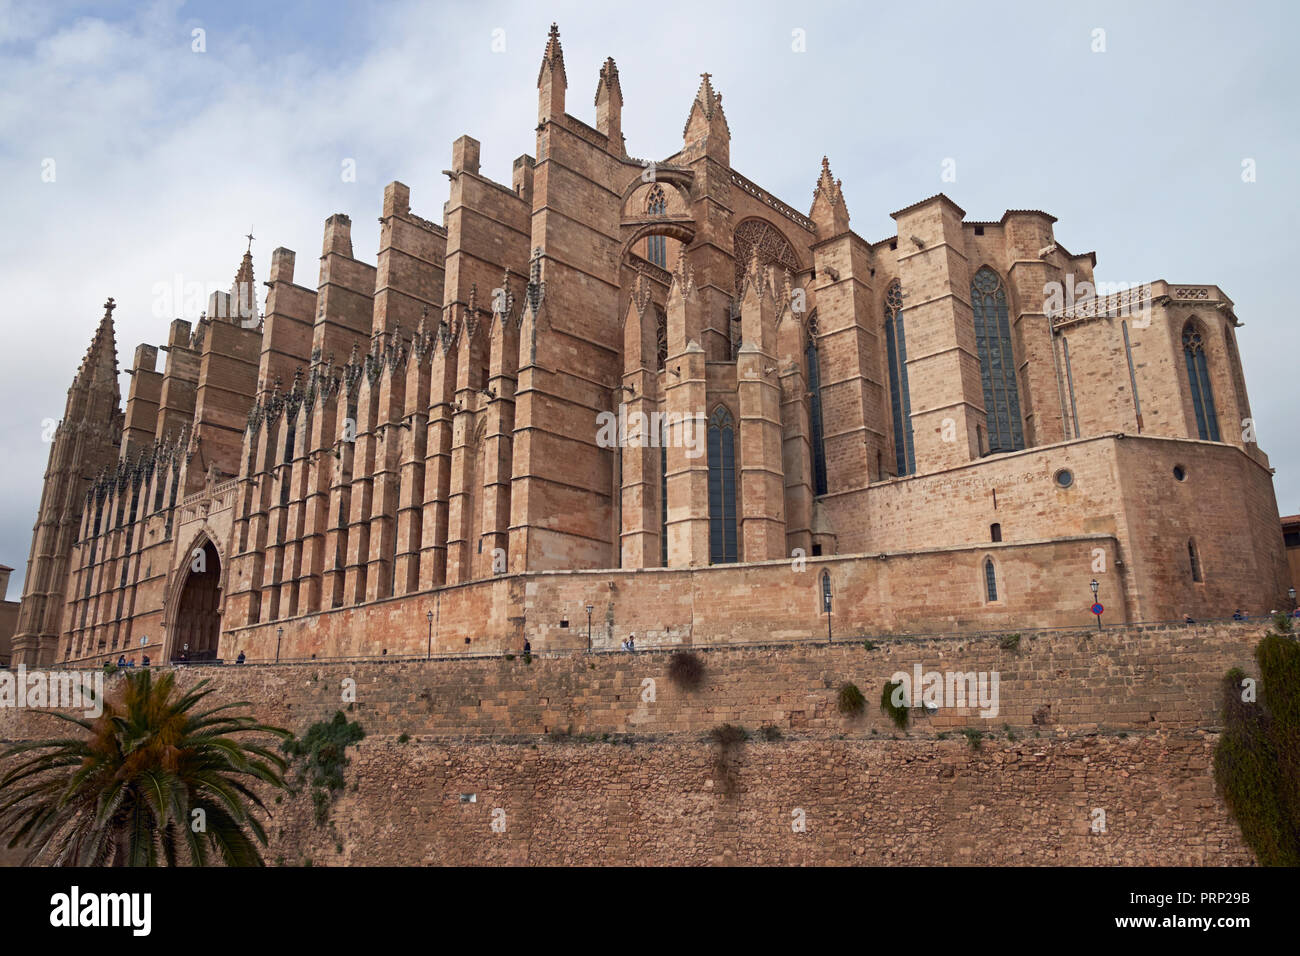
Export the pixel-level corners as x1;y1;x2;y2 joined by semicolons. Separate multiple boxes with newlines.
0;668;290;866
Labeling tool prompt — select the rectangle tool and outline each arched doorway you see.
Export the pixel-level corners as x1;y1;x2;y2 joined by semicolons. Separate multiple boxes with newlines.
171;538;222;662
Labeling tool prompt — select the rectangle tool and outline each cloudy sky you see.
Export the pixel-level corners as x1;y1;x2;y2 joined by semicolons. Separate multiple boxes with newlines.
1;0;1297;595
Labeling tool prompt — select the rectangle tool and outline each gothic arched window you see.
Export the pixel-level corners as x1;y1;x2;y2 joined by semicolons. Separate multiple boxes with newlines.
1183;321;1220;441
971;267;1024;453
646;186;667;268
984;557;998;602
884;281;916;476
805;315;828;495
707;405;738;564
1188;538;1203;582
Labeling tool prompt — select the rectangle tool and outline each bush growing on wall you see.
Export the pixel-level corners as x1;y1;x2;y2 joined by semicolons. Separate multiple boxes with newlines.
668;650;705;690
837;681;866;716
1213;616;1300;866
880;680;910;730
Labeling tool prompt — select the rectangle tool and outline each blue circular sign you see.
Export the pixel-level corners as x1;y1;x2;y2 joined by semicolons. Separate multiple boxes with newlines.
1091;603;1104;615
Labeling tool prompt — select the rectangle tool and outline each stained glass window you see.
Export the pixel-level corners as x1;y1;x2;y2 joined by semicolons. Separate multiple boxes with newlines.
984;557;998;602
805;318;828;495
708;406;738;564
971;267;1024;453
885;281;916;475
1183;322;1220;441
647;187;667;268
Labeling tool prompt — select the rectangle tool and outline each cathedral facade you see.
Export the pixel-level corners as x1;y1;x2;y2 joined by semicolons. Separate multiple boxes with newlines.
11;25;1290;667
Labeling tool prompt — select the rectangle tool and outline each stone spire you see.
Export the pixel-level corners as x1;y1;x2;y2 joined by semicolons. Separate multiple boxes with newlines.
810;156;850;236
595;56;623;151
230;230;258;323
537;22;567;122
683;72;729;137
682;72;730;163
12;298;124;667
72;297;121;394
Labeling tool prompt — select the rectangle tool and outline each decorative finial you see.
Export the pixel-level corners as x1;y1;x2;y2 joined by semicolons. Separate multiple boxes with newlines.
245;228;255;253
103;297;115;315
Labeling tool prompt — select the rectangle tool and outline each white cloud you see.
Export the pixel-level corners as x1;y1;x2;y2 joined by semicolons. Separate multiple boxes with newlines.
1;0;1297;598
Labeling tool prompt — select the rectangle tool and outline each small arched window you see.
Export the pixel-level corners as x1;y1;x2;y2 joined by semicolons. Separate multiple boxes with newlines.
1183;321;1220;441
1188;538;1203;583
984;557;998;602
971;267;1025;453
646;186;667;268
708;406;738;564
884;281;916;476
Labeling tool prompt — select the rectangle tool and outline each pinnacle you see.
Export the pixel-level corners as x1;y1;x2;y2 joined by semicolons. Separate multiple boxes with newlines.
73;297;121;394
683;71;730;139
595;56;622;106
231;239;257;323
538;22;567;88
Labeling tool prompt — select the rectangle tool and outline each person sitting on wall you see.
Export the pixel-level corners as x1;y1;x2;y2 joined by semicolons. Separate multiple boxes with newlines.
523;640;531;656
141;654;150;667
236;651;246;664
626;633;636;653
1232;609;1245;621
1183;614;1196;625
117;655;126;667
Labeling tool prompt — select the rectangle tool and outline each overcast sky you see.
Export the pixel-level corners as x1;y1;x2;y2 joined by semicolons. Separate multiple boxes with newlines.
1;0;1297;596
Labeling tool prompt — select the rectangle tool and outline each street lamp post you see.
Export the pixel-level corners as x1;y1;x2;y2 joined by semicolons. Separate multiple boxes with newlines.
426;610;434;660
1289;587;1297;613
585;604;594;654
1090;579;1102;631
276;626;283;663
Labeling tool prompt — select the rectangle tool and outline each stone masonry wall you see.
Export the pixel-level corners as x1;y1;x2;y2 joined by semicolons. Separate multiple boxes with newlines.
0;621;1264;865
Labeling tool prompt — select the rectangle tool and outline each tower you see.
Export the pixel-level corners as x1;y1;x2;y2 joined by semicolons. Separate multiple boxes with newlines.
12;299;123;666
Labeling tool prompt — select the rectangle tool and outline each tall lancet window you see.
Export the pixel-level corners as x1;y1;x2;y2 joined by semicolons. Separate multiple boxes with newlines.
660;444;669;567
805;313;829;495
971;267;1024;453
707;405;738;564
646;186;667;268
1183;321;1220;441
884;281;916;476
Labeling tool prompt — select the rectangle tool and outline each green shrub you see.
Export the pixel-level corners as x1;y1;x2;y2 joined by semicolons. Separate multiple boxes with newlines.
862;640;877;651
837;682;866;716
960;728;983;751
1213;625;1300;865
668;650;705;690
998;633;1022;651
397;733;410;744
759;723;783;742
283;711;365;826
708;723;748;746
708;724;747;795
880;680;910;730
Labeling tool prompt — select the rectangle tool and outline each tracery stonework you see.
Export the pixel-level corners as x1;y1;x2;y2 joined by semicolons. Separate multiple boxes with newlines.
7;22;1288;669
732;218;801;293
